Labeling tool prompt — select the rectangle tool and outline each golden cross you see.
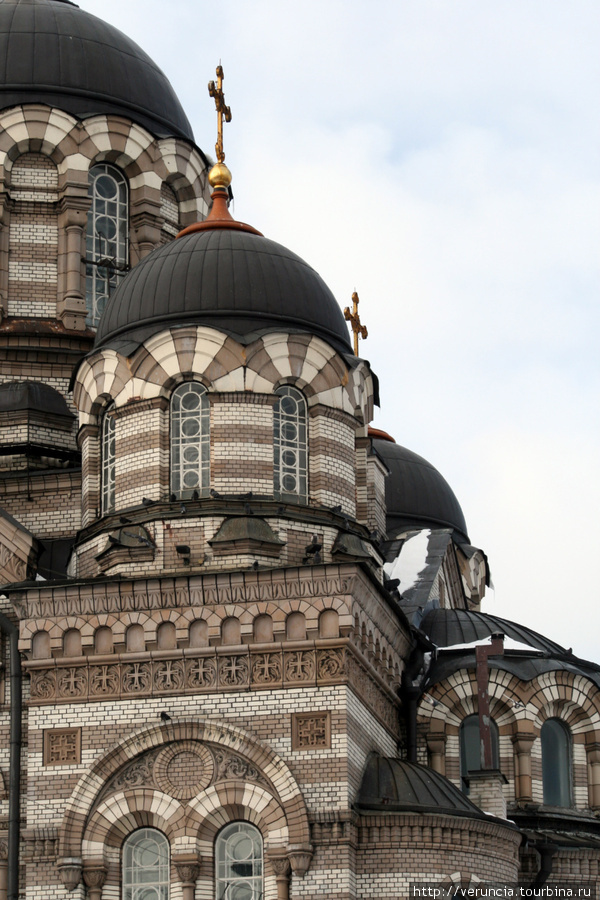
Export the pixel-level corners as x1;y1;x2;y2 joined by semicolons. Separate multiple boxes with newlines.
208;64;232;163
344;291;368;356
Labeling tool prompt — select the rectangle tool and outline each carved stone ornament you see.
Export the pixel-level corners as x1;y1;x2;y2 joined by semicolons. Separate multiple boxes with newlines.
287;843;313;877
213;749;267;786
267;852;291;878
82;865;107;889
251;652;283;684
154;741;214;800
58;857;82;891
284;650;315;682
317;647;346;680
0;838;7;860
174;858;201;885
106;747;161;795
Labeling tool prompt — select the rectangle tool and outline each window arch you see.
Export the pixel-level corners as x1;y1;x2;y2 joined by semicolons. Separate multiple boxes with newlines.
170;382;210;498
215;822;263;900
541;718;572;806
101;404;116;515
86;163;128;327
273;386;307;501
123;828;169;900
459;714;499;793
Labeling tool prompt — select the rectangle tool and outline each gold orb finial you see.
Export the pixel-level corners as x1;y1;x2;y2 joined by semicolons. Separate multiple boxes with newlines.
208;162;232;189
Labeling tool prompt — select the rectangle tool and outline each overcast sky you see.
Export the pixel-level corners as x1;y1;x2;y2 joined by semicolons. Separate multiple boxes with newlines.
79;0;600;661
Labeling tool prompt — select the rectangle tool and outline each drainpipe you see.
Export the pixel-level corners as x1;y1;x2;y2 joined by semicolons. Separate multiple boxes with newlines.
530;840;557;889
0;610;21;900
401;637;425;763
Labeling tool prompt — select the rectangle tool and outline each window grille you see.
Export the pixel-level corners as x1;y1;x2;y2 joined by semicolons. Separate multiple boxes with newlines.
215;822;263;900
170;383;210;498
273;386;307;501
101;405;116;515
86;163;128;326
123;828;169;900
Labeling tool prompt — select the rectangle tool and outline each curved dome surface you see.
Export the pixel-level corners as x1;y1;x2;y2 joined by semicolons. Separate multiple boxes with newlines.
94;228;353;355
373;437;469;542
356;755;489;819
0;0;193;140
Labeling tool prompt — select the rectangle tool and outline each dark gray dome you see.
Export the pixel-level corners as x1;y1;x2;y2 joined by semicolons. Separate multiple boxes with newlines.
94;228;353;355
0;0;193;140
372;435;469;542
0;380;73;417
420;608;567;656
356;755;489;819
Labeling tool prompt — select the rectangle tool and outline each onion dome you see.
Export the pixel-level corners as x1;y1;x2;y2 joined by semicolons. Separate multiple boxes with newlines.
356;755;493;819
370;429;469;542
0;0;193;140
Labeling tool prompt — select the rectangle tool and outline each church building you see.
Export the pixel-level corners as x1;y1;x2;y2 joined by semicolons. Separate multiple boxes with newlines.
0;2;598;899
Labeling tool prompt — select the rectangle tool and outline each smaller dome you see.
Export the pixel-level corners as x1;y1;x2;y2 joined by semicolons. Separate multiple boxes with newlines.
0;381;73;417
372;434;469;542
94;228;353;356
356;755;489;819
420;608;567;656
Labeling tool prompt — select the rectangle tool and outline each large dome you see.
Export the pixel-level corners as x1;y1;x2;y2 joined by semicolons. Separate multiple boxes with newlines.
0;0;193;140
94;228;354;356
372;433;469;542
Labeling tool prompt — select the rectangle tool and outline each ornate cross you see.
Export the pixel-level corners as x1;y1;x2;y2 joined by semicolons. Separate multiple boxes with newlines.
208;64;232;163
344;291;368;356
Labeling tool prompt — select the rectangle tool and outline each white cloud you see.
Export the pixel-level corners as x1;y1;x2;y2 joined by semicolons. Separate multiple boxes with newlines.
76;0;600;660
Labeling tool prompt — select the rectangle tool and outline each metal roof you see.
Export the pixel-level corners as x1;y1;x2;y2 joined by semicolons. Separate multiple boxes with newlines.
372;438;469;542
356;755;495;820
94;228;354;356
421;609;600;691
421;608;567;655
0;380;74;417
0;0;193;140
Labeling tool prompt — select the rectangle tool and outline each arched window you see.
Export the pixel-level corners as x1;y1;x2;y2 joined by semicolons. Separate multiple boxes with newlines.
101;404;116;515
459;714;499;793
215;822;263;900
123;828;169;900
273;386;307;501
86;163;128;326
542;718;572;806
170;382;210;498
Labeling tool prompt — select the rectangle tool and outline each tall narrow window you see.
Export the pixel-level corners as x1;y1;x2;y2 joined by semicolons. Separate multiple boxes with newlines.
542;718;572;807
215;822;263;900
101;404;116;515
123;828;169;900
459;714;499;793
273;386;307;501
86;163;128;326
170;383;210;498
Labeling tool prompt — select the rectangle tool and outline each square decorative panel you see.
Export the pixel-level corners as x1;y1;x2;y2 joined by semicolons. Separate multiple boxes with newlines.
291;712;330;749
43;728;81;765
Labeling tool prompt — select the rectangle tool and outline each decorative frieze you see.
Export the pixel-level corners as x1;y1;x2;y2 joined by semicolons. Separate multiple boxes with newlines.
26;647;351;704
13;569;356;618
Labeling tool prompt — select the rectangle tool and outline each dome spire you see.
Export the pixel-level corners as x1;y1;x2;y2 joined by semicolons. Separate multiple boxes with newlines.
177;64;262;238
207;64;233;191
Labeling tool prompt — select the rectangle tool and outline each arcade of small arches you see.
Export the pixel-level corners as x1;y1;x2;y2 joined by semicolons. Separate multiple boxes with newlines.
26;606;344;659
420;669;600;812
